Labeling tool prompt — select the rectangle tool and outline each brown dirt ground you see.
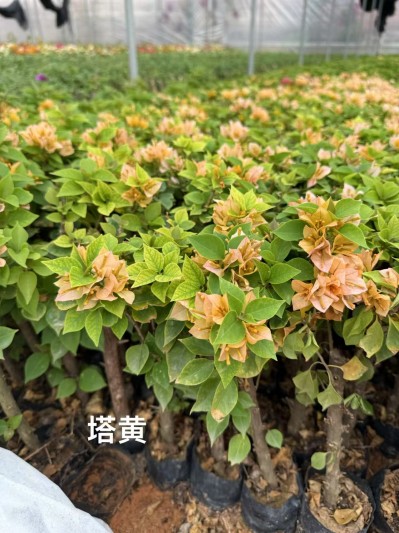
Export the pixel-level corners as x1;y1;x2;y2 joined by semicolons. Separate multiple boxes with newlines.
109;476;252;533
109;480;185;533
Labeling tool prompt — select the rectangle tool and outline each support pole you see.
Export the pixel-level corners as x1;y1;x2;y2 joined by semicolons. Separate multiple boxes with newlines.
343;0;355;59
248;0;258;75
325;0;337;61
375;0;386;55
298;0;308;66
187;0;195;45
125;0;139;80
367;0;378;54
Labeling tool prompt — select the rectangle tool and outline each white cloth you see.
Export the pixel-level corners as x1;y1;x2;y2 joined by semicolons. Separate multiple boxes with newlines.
0;448;113;533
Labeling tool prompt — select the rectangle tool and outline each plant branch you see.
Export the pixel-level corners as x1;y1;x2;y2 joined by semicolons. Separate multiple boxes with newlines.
103;327;129;421
0;364;40;450
247;378;278;488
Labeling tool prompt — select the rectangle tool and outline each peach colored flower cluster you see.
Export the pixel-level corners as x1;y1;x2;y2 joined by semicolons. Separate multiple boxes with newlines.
134;140;183;173
55;246;134;311
120;163;162;207
21;122;74;156
291;198;397;320
212;195;266;234
189;292;272;365
193;236;262;288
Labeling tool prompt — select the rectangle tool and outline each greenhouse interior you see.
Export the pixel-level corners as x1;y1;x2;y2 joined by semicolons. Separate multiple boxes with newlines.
1;1;399;532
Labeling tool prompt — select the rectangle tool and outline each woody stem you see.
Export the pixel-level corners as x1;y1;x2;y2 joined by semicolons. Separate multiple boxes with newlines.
0;363;40;451
247;378;278;488
159;409;174;448
103;328;129;421
324;323;344;510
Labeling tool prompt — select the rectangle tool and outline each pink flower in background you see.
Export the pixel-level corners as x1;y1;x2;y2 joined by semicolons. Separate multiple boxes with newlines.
35;73;48;81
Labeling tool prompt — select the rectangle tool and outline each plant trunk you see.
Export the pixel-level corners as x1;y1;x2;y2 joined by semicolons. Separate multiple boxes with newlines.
3;356;23;387
287;398;308;436
0;364;40;450
211;434;225;462
17;320;39;352
159;409;174;447
247;378;278;488
324;347;345;510
387;374;399;420
62;352;89;407
103;327;129;421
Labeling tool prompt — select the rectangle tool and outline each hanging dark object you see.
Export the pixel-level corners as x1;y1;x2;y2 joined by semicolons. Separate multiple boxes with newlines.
359;0;397;34
376;0;397;34
0;0;28;29
360;0;379;12
38;0;69;27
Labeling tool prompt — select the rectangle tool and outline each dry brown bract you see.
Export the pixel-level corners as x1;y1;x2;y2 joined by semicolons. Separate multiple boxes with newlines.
381;469;399;531
245;447;299;508
308;475;372;533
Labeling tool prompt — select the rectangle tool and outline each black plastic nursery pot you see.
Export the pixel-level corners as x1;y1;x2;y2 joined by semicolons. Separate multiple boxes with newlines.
189;443;243;510
372;419;399;457
240;474;302;533
370;464;399;533
299;469;375;533
145;439;193;490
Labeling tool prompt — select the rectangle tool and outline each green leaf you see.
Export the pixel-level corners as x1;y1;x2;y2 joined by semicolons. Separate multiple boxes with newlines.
69;266;96;288
44;257;79;275
334;199;361;219
191;377;219;413
144;246;164;272
155;263;181;282
273;220;306;241
232;404;251;435
56;378;77;399
387;317;399;354
311;452;327;470
206;411;229;446
243;298;284;323
287;258;315;281
125;344;150;375
359;319;384;357
250;340;276;360
24;352;51;383
176;358;214;386
317;383;342;411
164;320;186;347
63;309;86;334
132;268;157;288
228;434;251;465
79;366;107;392
215;357;241;387
211;379;238;421
153;383;173;411
293;369;319;401
85;309;103;346
102;298;126;318
180;337;213;356
7;414;22;430
214;311;246;345
166;343;195;381
190;234;225;260
338;224;368;248
17;271;37;305
220;278;245;314
0;326;17;350
265;428;283;449
343;309;374;345
269;264;300;285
